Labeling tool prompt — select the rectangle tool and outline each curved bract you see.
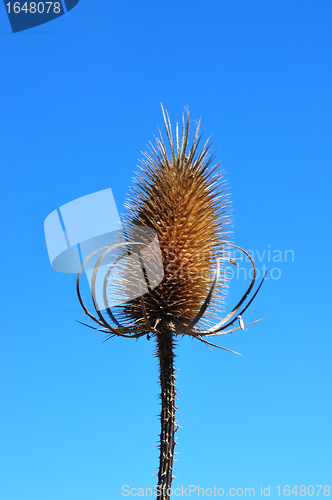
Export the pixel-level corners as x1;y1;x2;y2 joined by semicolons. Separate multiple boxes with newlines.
76;242;148;339
76;240;266;352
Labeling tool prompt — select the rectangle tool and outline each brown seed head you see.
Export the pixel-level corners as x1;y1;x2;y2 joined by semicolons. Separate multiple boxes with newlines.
114;106;231;333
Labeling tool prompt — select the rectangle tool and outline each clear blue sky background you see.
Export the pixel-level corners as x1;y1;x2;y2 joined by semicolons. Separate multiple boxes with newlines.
0;1;331;499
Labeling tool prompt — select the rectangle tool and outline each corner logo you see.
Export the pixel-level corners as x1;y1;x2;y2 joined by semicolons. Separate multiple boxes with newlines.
3;0;79;33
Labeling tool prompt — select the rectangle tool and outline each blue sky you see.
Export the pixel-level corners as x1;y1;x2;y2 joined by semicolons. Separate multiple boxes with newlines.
0;1;331;499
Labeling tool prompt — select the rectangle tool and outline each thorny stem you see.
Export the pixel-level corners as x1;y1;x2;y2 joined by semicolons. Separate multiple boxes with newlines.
156;326;177;499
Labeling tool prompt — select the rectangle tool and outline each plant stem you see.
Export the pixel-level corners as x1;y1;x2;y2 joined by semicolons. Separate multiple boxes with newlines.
156;326;177;499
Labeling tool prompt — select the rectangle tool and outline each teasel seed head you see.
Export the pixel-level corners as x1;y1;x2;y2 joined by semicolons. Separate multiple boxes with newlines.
116;106;232;334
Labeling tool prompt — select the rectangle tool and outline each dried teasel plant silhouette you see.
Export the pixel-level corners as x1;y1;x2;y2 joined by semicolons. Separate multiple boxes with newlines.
76;105;266;499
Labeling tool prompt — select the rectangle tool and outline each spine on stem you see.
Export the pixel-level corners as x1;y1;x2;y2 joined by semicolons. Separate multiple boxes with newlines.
156;326;177;499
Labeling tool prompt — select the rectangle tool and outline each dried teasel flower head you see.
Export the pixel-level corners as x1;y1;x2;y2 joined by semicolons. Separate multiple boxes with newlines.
115;105;232;334
76;106;266;344
75;106;266;499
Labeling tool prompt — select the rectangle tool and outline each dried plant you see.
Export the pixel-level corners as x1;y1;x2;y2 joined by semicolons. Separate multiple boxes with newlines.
76;106;266;499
